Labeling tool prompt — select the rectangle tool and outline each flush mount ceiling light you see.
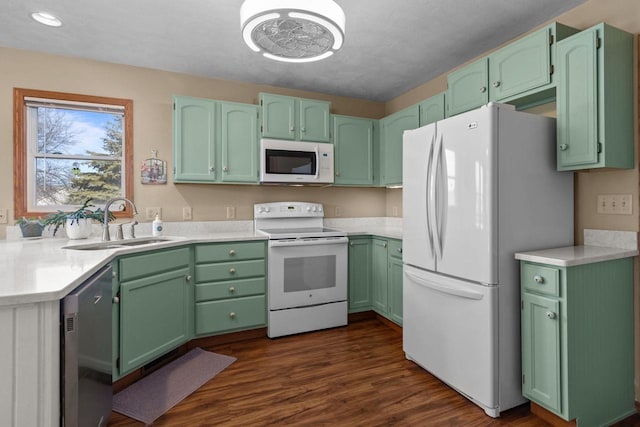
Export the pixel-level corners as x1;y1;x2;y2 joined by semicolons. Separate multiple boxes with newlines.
240;0;345;63
31;12;62;27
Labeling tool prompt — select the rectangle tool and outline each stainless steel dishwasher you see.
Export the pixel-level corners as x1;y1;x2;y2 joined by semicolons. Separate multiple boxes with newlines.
61;264;113;427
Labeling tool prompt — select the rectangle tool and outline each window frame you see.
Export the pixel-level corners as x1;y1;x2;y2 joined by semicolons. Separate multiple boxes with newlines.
13;88;134;219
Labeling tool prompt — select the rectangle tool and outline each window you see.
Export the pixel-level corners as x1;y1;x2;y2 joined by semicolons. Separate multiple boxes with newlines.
14;88;133;218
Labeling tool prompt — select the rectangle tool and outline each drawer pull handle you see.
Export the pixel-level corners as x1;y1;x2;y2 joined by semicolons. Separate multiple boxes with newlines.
229;249;236;256
229;268;236;274
546;311;557;320
229;312;236;319
229;286;235;293
533;275;544;284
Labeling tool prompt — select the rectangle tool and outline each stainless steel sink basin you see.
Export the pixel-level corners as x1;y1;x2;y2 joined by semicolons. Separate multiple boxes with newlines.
63;237;173;251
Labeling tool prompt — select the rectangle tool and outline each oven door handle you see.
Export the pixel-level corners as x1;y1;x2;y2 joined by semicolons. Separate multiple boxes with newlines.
269;237;349;248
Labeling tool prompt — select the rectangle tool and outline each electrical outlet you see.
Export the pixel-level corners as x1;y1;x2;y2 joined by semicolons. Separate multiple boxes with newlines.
0;208;7;224
392;206;399;217
335;206;342;217
145;207;162;220
226;206;235;219
183;207;193;220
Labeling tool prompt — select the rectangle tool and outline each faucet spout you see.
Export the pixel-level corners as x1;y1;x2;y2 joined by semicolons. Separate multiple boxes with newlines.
102;197;139;241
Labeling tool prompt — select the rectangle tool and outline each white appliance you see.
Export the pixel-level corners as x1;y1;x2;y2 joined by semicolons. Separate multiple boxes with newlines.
260;139;334;184
402;103;573;417
254;202;348;338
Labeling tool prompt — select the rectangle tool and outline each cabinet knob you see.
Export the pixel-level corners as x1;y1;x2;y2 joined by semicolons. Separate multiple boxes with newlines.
185;275;192;282
546;311;557;320
533;275;544;284
229;249;236;256
480;86;487;93
229;267;236;274
290;126;295;132
559;144;568;151
301;127;306;132
229;312;236;319
229;286;235;293
112;296;120;304
397;247;403;253
335;172;340;176
383;243;388;248
209;166;215;172
349;242;354;247
492;81;501;88
223;166;229;172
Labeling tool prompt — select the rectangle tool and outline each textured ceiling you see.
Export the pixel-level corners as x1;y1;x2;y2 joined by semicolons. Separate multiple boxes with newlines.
1;0;586;102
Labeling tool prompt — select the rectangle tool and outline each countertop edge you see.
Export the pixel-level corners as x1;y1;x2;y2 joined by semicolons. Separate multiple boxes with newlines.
515;245;638;267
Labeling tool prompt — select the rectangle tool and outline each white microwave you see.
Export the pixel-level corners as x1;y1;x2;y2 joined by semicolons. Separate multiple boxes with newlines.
259;139;334;184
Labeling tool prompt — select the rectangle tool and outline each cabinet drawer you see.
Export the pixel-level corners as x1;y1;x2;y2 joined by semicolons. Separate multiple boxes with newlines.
119;247;191;282
195;277;265;302
388;239;403;259
196;259;265;282
195;295;266;335
196;241;265;263
521;263;560;296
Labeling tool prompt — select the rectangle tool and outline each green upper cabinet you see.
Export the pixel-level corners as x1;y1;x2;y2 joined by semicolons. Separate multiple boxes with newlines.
220;102;259;182
259;93;331;142
418;92;446;126
447;23;578;117
173;96;259;184
556;23;634;171
380;105;419;186
333;115;375;186
173;96;217;182
299;98;331;142
447;58;489;117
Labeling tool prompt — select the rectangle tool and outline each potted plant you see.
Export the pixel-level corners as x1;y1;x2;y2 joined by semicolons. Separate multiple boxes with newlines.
16;217;45;238
44;199;115;239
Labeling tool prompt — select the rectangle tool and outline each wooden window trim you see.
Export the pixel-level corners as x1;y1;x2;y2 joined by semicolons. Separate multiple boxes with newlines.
13;88;134;219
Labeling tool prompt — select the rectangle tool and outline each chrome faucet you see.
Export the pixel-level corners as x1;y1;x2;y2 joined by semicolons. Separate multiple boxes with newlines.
102;197;139;241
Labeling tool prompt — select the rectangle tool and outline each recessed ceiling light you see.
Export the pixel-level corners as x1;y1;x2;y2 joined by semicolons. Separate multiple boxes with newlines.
31;12;62;27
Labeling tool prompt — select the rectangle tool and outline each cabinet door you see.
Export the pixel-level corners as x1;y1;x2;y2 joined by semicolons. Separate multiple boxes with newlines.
371;239;389;313
380;106;419;186
556;29;598;169
119;268;191;375
522;292;561;413
419;92;445;126
489;26;551;101
260;93;295;140
388;257;403;325
173;96;217;182
220;102;259;183
348;238;372;312
299;99;331;142
447;58;488;117
333;115;374;185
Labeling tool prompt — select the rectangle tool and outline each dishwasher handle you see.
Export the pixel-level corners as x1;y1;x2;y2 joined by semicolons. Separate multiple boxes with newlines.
269;237;349;248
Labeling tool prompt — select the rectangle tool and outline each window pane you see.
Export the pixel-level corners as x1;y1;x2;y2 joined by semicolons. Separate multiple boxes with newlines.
35;158;122;207
35;107;123;158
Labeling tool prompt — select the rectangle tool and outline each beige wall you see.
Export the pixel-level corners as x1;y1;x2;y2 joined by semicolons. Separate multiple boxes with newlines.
0;47;389;239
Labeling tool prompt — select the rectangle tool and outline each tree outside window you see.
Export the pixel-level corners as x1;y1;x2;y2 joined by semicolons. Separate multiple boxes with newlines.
14;88;133;219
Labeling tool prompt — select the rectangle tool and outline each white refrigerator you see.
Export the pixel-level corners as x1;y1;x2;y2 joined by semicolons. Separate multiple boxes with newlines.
402;103;573;417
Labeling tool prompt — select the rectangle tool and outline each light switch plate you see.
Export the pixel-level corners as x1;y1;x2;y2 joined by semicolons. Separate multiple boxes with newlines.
145;207;162;220
0;208;7;224
183;207;193;220
226;206;235;219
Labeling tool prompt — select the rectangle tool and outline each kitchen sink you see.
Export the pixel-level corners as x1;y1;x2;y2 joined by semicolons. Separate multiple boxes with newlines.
63;237;173;251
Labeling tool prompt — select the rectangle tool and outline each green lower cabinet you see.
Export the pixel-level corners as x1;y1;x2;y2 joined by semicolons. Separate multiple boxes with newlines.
194;241;267;336
520;258;635;426
387;257;403;326
556;23;634;171
367;237;403;325
333;115;375;186
348;237;372;312
371;239;389;313
114;247;194;378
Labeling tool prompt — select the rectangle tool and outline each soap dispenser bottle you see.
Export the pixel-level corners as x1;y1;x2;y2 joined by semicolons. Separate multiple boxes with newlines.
152;214;163;236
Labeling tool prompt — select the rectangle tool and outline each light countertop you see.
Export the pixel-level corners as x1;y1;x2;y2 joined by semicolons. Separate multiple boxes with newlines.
1;221;403;306
515;245;638;267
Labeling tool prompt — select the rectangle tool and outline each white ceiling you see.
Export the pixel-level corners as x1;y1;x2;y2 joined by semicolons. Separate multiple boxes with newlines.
1;0;586;102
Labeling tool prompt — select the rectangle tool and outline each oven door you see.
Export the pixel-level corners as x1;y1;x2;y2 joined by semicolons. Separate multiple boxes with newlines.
268;236;348;310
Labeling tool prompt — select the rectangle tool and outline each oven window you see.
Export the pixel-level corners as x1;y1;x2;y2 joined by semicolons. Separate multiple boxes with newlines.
284;255;336;292
265;149;316;175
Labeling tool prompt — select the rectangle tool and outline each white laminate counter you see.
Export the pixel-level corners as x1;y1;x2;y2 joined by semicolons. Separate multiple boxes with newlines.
515;245;638;267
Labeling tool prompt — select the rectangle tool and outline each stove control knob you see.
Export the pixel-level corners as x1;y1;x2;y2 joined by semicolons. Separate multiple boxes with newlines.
318;206;323;212
307;207;312;212
265;207;270;212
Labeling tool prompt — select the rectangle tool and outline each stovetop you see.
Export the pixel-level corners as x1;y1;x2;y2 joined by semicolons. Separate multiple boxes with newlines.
257;226;345;239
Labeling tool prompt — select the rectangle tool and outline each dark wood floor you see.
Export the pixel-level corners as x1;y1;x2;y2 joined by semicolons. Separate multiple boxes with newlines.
108;318;638;426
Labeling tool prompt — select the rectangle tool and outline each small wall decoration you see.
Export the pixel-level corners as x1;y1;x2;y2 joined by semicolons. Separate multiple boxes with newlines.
141;150;167;185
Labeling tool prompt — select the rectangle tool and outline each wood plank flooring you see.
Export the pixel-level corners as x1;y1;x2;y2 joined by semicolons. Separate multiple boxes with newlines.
107;318;637;426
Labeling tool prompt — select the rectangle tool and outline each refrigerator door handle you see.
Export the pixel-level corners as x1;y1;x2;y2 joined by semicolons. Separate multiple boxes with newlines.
436;133;448;256
405;270;484;300
431;133;444;259
425;133;435;255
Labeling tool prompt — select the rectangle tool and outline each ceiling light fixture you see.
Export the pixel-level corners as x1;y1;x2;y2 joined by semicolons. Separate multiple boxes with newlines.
240;0;345;63
31;12;62;27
